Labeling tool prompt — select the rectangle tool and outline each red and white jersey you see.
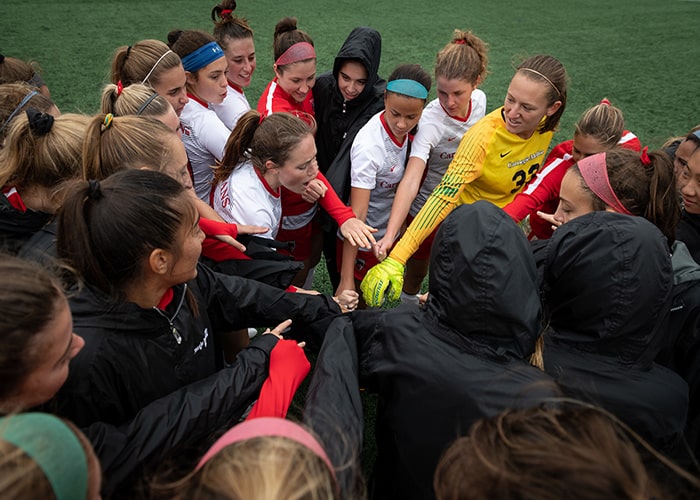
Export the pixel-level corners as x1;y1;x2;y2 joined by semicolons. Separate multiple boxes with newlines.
348;111;408;246
410;90;486;216
180;94;231;201
210;81;251;130
212;160;281;239
256;78;314;124
280;172;355;231
504;130;642;239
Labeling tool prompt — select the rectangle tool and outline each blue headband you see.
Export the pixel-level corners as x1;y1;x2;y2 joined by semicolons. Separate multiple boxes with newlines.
386;79;428;100
181;41;224;73
0;413;89;500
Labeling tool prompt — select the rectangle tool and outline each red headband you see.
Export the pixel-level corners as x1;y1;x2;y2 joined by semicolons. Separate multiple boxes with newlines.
275;42;316;66
578;152;632;216
196;417;336;481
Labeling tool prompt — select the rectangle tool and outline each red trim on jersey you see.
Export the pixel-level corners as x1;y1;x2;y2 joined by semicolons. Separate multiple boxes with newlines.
227;81;244;94
4;187;26;212
157;287;174;310
187;92;209;108
380;112;406;147
255;167;281;198
440;98;472;123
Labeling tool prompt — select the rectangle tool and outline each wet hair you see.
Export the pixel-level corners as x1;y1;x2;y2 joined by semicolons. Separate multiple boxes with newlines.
435;29;488;84
0;112;89;196
0;83;56;144
214;110;313;185
111;39;183;87
516;54;568;133
212;0;254;49
574;99;625;147
570;148;679;242
154;435;338;499
386;63;432;102
272;17;314;71
434;405;674;500
82;113;179;180
100;82;173;119
57;169;194;300
0;256;64;403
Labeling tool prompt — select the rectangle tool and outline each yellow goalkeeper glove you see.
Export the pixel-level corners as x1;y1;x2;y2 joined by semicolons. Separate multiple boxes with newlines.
360;256;404;307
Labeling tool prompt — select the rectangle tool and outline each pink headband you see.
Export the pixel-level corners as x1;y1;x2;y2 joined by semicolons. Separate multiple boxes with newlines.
577;152;632;215
275;42;316;66
196;417;336;480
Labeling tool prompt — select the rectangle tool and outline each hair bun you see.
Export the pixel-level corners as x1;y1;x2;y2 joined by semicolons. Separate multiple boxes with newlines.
274;17;298;38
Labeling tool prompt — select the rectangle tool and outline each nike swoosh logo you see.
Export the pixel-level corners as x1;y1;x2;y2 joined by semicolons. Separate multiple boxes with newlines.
500;151;512;158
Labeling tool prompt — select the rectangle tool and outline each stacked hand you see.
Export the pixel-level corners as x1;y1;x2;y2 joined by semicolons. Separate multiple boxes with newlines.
360;257;405;307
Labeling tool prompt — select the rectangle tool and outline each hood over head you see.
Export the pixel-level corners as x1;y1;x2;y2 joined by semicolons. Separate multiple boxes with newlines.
332;26;382;104
543;211;673;367
425;201;541;360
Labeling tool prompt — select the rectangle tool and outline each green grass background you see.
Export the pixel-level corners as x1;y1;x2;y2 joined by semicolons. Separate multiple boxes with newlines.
2;0;699;482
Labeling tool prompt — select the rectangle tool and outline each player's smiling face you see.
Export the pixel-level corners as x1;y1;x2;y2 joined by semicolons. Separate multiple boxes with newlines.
383;92;424;141
503;72;561;140
275;60;317;103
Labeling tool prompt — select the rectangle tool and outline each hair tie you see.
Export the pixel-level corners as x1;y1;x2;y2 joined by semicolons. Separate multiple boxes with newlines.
275;42;316;67
599;98;611;106
386;79;429;100
26;108;54;136
454;39;467;45
125;45;132;59
181;41;225;73
578;152;632;216
102;113;114;130
220;8;233;17
0;413;89;500
0;89;39;135
519;67;561;97
640;146;651;166
116;80;124;96
87;179;102;200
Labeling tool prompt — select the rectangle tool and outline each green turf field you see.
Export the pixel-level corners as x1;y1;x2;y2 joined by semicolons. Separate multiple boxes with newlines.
2;0;699;481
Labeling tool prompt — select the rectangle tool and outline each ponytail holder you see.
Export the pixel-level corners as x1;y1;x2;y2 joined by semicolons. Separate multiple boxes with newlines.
640;146;651;166
103;113;114;130
220;8;233;17
599;98;611;106
116;80;124;96
454;39;467;45
26;108;54;136
125;45;132;59
87;179;102;200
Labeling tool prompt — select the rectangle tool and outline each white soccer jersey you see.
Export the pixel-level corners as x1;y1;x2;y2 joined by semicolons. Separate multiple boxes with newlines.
212;160;281;239
409;90;486;216
210;83;251;130
180;96;231;201
349;111;408;245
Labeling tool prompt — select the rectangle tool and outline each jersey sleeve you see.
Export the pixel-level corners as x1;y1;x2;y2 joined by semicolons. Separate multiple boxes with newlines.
316;172;355;226
350;140;382;190
390;127;488;264
200;114;231;160
410;114;443;162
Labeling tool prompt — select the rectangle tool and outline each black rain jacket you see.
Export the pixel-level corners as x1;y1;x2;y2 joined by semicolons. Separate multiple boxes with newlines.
313;26;386;203
541;212;688;452
0;194;51;254
348;202;559;500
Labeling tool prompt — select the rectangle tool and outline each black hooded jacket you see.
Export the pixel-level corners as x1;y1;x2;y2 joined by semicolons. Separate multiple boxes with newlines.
0;194;51;254
541;212;688;452
313;26;385;202
348;202;559;500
